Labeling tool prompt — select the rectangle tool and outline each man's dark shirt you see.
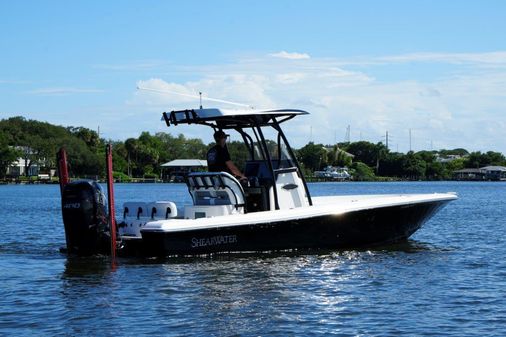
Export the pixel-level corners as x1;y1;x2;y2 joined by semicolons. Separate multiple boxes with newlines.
207;145;231;173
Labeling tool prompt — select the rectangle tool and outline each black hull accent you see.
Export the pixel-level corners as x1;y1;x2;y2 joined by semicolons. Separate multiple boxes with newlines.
139;200;450;256
61;180;111;256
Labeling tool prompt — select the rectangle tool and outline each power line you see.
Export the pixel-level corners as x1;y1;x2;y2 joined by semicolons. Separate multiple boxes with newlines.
344;125;350;143
409;128;412;152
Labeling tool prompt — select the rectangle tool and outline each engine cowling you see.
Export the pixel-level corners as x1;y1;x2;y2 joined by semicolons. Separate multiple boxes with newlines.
61;180;110;255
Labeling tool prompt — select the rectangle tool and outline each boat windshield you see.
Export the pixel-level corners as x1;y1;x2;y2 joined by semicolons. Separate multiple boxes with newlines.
240;126;296;169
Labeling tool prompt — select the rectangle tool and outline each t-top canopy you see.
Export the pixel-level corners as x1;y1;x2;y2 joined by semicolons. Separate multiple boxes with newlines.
162;108;309;129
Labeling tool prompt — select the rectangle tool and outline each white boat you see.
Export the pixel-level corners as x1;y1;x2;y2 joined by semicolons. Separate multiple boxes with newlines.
314;166;351;180
60;108;457;256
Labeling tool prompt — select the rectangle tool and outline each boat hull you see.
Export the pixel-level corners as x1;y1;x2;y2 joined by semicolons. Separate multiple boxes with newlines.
138;199;450;256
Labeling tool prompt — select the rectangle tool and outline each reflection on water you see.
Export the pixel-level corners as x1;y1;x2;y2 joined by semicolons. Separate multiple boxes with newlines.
63;256;115;278
1;182;506;336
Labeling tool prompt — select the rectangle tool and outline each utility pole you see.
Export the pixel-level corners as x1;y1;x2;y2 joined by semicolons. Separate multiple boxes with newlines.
127;152;131;177
345;125;351;143
385;131;389;150
409;129;412;152
96;126;101;155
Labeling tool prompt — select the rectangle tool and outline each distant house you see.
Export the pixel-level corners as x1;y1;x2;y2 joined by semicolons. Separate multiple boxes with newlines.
315;166;351;181
160;159;207;182
4;146;53;178
6;157;40;177
324;146;355;160
453;168;486;181
453;166;506;181
436;154;463;163
481;166;506;181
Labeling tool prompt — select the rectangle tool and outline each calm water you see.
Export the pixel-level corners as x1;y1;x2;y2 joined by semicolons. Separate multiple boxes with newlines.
0;181;505;336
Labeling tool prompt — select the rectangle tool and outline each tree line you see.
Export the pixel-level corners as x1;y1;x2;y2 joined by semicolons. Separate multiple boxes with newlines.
296;141;506;180
1;116;505;180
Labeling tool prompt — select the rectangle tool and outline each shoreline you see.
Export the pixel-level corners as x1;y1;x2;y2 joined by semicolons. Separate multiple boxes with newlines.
1;178;504;185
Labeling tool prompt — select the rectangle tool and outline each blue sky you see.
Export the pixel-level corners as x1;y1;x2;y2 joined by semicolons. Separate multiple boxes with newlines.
1;1;506;153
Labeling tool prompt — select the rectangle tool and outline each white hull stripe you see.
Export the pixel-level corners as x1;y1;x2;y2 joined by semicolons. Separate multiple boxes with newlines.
140;193;457;233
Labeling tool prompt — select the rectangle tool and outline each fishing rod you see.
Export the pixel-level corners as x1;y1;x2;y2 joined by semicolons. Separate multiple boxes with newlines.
137;86;254;109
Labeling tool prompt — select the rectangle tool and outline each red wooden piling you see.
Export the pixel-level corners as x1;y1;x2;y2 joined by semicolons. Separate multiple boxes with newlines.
57;148;70;196
106;144;117;259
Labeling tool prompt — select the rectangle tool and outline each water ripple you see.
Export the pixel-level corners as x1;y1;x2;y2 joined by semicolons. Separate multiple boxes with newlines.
1;182;506;336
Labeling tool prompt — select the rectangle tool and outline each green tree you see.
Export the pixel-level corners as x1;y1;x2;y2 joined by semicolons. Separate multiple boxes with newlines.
124;138;140;176
416;151;443;180
484;151;506;166
64;137;102;176
328;145;353;167
378;152;404;177
111;141;129;174
351;162;376;181
0;134;20;178
344;141;388;172
445;157;465;172
465;152;488;168
425;161;446;180
296;142;328;171
401;152;426;180
225;141;249;171
439;148;469;157
116;132;208;177
68;127;102;153
0;116;102;177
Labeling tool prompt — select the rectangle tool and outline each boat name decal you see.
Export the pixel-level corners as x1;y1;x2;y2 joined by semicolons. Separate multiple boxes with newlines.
63;202;81;209
191;235;237;248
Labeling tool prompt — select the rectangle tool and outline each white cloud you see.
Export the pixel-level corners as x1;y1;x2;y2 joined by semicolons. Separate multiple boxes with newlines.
0;80;31;84
134;78;200;105
11;51;502;152
127;51;506;153
134;75;276;110
377;51;506;65
93;60;167;71
275;73;306;84
28;87;104;95
269;51;311;60
419;87;441;97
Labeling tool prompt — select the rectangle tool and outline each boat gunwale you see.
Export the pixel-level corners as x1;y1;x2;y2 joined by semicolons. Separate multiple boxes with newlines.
139;193;457;234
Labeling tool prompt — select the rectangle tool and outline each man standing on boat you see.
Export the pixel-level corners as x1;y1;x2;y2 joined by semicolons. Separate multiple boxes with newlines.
207;130;247;181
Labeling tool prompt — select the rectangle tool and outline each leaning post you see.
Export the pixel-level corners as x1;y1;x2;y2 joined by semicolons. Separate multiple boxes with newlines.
57;148;70;196
106;144;117;259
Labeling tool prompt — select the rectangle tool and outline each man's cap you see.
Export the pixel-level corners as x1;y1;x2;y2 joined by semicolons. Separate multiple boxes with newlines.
213;130;229;140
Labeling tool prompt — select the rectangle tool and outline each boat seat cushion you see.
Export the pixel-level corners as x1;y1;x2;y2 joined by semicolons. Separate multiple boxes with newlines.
186;172;245;207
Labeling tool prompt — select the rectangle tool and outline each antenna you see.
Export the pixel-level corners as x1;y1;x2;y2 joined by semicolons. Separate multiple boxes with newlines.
199;92;202;109
137;86;253;109
381;131;392;150
409;128;412;152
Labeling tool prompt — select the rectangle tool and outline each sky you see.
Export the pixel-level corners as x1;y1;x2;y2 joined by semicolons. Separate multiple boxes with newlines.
1;0;506;153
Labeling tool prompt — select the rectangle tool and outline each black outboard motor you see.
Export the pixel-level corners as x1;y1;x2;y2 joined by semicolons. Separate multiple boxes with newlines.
61;180;110;255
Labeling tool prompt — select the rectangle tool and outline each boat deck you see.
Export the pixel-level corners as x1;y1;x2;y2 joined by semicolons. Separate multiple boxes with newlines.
140;193;457;234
